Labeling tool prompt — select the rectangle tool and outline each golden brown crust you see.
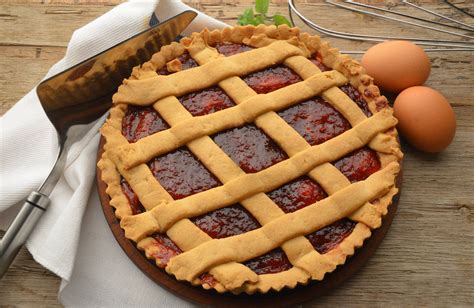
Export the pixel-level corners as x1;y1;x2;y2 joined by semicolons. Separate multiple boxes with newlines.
97;24;402;294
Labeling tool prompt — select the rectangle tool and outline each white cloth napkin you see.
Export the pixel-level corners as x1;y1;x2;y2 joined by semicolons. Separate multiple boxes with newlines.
0;1;227;306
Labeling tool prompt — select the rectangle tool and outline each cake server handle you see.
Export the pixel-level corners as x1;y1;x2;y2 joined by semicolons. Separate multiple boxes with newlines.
0;192;50;277
0;136;65;278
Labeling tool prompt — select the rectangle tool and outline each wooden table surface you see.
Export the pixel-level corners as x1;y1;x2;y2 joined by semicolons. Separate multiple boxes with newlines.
0;1;472;306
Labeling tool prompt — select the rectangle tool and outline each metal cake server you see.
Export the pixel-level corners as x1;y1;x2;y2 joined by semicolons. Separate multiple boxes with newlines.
0;10;197;277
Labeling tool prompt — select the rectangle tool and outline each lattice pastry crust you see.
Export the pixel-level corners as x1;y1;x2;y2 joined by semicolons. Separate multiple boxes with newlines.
98;25;402;294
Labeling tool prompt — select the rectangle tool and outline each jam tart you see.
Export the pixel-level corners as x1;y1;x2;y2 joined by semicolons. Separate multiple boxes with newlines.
98;24;403;294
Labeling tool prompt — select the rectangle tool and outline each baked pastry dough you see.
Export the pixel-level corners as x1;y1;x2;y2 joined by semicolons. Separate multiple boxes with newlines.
98;25;402;294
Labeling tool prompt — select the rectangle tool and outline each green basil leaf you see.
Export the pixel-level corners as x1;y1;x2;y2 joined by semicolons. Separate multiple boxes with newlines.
272;14;292;27
238;8;256;25
255;0;269;14
255;14;266;25
237;15;247;25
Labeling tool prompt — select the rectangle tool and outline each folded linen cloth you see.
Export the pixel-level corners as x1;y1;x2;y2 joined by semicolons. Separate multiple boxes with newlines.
0;1;227;306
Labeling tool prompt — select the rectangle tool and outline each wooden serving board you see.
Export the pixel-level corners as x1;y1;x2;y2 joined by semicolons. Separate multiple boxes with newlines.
96;136;402;306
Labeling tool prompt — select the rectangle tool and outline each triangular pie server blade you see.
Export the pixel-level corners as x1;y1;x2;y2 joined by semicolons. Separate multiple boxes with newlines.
36;10;197;135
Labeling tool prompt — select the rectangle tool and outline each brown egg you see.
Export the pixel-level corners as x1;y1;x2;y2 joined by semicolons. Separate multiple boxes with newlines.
394;86;456;153
361;41;431;93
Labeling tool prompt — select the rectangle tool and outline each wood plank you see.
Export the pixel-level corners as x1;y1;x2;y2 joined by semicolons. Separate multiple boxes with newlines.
0;1;472;307
0;4;120;47
0;45;65;114
0;231;62;307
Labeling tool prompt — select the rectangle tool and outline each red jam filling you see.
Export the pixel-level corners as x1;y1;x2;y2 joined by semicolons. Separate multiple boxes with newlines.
212;124;288;173
178;86;235;116
157;51;198;75
306;219;356;254
244;248;292;275
117;47;383;279
176;52;199;70
334;147;381;183
120;177;145;215
310;54;371;117
215;42;254;57
199;273;219;288
117;188;182;268
311;57;330;72
340;84;372;117
268;176;327;213
191;205;260;239
122;106;169;143
148;147;221;200
243;65;302;94
191;205;293;275
278;97;351;146
150;233;182;267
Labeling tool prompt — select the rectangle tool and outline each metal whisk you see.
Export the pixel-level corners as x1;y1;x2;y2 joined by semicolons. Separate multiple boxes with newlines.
288;0;474;53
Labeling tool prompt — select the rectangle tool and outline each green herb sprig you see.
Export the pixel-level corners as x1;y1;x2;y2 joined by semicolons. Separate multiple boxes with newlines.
237;0;293;27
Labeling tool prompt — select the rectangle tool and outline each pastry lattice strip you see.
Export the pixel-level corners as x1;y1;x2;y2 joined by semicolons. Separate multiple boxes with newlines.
102;25;402;292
